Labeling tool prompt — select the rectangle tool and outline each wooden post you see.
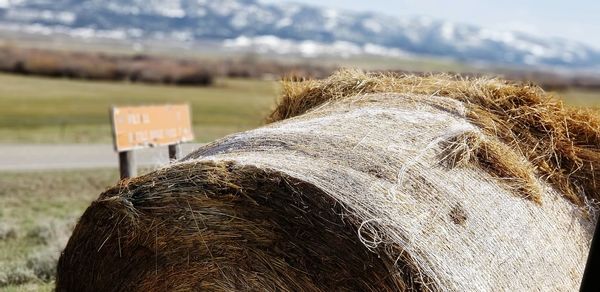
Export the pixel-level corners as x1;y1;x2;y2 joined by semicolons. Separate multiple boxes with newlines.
119;151;137;179
168;144;182;161
581;219;600;291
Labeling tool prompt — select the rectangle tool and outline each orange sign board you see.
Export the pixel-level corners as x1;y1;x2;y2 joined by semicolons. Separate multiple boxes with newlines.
110;104;194;152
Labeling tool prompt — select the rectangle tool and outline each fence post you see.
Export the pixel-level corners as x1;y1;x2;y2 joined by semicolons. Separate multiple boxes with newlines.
168;144;181;161
119;151;137;179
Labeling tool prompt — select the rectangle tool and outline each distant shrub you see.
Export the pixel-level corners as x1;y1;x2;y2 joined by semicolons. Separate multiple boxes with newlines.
0;222;18;240
27;249;59;281
23;53;63;76
0;265;36;287
14;217;76;284
26;217;73;246
0;46;216;86
3;45;597;90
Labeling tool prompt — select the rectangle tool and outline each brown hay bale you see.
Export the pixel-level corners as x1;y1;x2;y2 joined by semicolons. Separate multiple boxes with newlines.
58;70;597;291
58;163;419;291
269;69;600;207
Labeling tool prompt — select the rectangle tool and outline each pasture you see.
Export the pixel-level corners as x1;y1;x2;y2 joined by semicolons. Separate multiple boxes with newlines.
0;72;599;290
0;73;598;145
0;73;278;143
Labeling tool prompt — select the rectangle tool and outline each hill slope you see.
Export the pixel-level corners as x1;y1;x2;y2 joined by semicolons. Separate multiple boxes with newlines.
1;0;599;69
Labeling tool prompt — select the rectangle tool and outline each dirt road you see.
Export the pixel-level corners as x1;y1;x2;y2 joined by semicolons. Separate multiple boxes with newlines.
0;143;203;171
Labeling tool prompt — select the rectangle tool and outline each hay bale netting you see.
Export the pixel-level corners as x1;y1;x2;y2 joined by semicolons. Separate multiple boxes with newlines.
57;70;600;291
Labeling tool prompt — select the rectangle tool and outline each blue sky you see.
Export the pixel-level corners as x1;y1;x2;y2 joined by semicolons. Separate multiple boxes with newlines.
262;0;600;48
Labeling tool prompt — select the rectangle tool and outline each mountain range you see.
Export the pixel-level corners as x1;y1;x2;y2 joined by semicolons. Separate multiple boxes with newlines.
1;0;599;70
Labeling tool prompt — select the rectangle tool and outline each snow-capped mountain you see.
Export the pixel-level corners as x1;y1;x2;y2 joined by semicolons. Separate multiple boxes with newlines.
1;0;599;69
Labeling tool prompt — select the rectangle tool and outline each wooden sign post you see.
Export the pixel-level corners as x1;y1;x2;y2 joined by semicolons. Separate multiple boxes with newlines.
119;151;137;179
168;144;182;161
110;104;194;180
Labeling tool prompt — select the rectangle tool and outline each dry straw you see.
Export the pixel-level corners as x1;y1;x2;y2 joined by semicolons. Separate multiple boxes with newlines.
58;69;598;291
270;69;600;207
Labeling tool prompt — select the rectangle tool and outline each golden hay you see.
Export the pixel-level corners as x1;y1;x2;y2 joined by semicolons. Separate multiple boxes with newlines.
270;69;600;207
57;70;597;291
57;162;421;291
441;131;542;203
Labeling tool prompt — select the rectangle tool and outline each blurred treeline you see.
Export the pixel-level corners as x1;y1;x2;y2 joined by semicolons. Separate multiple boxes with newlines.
0;46;332;86
1;45;599;91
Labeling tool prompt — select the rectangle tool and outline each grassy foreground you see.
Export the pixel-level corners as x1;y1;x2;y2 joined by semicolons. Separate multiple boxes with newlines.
0;169;118;291
0;73;279;143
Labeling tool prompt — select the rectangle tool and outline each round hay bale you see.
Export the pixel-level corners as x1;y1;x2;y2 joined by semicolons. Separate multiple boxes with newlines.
57;70;599;291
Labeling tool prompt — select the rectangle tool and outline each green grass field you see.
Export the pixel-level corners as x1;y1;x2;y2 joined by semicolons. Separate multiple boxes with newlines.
0;73;279;143
0;73;599;144
557;89;600;109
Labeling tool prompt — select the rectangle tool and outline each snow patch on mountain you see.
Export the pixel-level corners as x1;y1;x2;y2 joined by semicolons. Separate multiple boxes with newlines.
0;0;598;69
223;35;411;58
